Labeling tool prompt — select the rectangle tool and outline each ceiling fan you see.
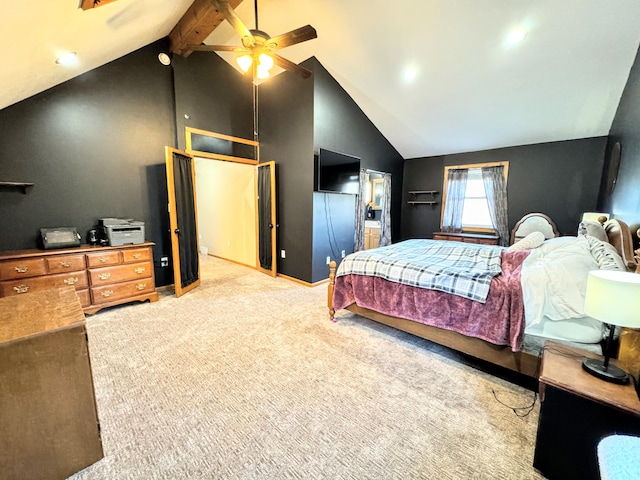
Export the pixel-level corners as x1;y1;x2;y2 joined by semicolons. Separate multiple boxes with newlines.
188;0;317;80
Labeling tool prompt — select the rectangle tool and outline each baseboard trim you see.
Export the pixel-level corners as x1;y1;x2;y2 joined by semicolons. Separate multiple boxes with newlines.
276;273;330;287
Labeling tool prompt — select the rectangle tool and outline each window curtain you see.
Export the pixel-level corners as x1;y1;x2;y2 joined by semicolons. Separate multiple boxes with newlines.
354;169;367;251
441;168;468;233
482;166;509;246
379;173;392;246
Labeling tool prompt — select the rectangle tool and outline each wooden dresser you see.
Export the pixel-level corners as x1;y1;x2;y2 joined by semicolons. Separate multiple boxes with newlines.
0;287;103;479
432;232;500;245
0;242;158;314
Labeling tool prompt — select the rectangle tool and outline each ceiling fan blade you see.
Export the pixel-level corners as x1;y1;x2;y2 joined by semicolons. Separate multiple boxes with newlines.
265;25;317;51
187;44;248;53
210;0;255;48
271;53;312;79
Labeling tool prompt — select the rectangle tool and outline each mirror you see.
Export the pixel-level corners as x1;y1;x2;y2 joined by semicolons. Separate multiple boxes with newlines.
372;178;384;210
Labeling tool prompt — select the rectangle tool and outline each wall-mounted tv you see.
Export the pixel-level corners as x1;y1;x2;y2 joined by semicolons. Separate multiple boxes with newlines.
315;148;361;194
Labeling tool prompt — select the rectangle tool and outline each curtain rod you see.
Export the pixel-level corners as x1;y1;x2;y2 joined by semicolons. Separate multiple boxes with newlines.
362;168;390;176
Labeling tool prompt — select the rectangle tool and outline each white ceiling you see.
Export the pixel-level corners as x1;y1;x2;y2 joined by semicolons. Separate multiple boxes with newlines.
3;0;640;159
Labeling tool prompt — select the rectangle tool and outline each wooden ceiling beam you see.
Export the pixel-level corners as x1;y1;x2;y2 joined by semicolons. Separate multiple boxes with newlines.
79;0;119;10
169;0;244;57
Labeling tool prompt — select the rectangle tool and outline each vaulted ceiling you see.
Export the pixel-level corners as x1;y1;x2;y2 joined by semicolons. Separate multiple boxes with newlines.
4;0;640;159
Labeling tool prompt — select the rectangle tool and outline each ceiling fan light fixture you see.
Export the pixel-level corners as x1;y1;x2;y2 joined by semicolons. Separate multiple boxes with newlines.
237;54;253;72
256;64;271;79
258;53;274;71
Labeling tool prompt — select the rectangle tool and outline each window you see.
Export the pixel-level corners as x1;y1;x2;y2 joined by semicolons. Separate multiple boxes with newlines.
460;168;493;229
441;161;509;233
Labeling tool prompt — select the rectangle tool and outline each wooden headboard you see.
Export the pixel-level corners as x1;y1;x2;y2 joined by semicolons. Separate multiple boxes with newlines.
604;219;639;272
510;213;559;245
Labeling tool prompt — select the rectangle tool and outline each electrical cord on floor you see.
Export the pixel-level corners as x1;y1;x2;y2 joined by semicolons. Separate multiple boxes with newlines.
492;343;607;417
492;389;538;418
323;193;342;260
491;348;544;418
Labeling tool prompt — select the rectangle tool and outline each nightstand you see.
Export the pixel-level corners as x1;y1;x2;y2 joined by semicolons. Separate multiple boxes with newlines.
533;341;640;480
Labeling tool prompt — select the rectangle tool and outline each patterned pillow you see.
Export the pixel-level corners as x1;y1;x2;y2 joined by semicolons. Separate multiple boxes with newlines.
578;221;608;243
508;231;546;251
585;236;626;271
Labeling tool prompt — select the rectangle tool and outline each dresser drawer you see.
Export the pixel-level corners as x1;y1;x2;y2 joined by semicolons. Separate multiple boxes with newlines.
467;237;499;245
0;271;88;297
86;251;121;268
46;254;86;273
0;258;47;280
91;279;155;305
76;289;91;308
122;248;151;263
89;262;152;286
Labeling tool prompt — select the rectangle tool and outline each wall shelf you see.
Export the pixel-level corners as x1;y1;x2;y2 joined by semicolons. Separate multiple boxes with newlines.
408;190;438;195
407;190;439;208
0;182;34;194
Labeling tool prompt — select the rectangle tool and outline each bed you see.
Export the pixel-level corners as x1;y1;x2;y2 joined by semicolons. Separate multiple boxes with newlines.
328;214;639;378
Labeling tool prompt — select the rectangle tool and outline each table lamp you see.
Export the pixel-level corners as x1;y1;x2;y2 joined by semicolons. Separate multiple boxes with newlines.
583;270;640;384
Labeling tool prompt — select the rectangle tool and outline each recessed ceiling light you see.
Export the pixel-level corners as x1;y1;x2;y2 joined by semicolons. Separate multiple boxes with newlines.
55;52;77;66
403;67;417;82
506;29;526;45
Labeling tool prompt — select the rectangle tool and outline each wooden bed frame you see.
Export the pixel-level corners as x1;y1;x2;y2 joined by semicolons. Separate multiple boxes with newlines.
327;217;639;379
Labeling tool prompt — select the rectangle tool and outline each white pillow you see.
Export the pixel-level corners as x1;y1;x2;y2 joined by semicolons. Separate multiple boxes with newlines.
508;231;546;251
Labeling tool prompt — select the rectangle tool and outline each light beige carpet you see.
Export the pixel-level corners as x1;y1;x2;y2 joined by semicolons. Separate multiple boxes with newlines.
69;255;544;480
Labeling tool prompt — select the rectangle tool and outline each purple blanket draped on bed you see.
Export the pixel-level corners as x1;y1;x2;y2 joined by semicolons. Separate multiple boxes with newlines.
332;249;531;352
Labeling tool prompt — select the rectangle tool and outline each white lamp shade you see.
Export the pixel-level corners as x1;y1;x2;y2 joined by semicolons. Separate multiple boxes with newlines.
581;212;610;223
584;270;640;327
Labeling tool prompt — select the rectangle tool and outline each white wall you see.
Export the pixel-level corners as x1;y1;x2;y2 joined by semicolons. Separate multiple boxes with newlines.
195;159;256;267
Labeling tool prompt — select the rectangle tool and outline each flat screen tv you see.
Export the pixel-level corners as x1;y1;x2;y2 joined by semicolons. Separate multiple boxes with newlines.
315;148;360;194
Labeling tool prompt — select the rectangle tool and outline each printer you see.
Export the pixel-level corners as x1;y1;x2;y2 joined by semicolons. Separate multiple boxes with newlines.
99;218;145;246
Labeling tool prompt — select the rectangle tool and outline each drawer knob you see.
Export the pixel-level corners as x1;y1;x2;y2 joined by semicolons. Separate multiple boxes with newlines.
134;267;145;274
13;285;30;294
63;277;79;285
133;253;141;259
60;261;71;268
98;273;111;280
136;283;147;291
99;256;109;263
101;290;114;298
14;266;28;273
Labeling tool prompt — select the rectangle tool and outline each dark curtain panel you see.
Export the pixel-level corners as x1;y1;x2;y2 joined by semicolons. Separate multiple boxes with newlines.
354;169;367;251
172;152;199;289
442;168;469;233
379;173;392;246
482;165;509;246
258;164;272;270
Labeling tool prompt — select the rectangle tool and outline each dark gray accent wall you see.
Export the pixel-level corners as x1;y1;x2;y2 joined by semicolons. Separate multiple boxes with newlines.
172;52;253;149
310;58;404;282
401;156;444;240
258;64;316;282
312;191;356;282
602;44;640;233
401;138;608;241
0;39;176;286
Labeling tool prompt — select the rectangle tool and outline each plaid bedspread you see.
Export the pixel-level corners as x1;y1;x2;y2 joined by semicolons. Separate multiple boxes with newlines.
336;239;504;302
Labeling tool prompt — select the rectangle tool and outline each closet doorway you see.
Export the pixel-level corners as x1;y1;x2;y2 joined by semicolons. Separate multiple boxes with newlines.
194;157;276;276
187;128;277;277
165;129;277;296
